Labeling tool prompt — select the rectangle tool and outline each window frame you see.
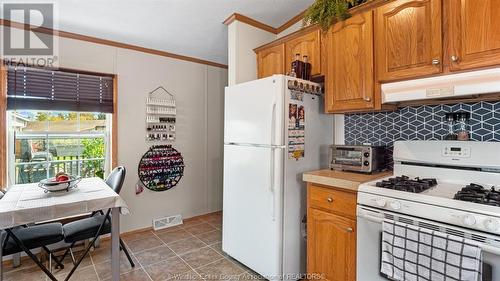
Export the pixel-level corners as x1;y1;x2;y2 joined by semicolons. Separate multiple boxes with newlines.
1;63;7;189
0;63;117;188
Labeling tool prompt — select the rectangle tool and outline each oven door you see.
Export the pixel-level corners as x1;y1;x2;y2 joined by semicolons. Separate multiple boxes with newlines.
356;205;500;281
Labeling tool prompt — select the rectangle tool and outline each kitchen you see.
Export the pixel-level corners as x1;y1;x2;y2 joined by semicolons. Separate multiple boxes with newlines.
224;0;500;281
0;1;499;281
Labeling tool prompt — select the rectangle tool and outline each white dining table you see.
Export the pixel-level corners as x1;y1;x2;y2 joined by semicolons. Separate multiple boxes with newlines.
0;177;129;281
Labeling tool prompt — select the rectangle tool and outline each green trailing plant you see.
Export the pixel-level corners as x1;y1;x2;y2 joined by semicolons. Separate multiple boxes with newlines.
303;0;366;31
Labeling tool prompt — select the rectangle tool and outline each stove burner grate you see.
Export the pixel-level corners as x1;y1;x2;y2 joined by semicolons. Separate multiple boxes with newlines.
375;175;438;193
454;184;500;207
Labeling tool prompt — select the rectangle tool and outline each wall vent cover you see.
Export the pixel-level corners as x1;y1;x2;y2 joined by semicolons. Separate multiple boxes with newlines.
152;214;183;231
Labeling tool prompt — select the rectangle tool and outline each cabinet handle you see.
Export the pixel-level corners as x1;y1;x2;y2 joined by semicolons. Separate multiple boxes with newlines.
346;227;353;233
451;55;459;62
432;59;440;65
364;97;371;102
326;197;333;203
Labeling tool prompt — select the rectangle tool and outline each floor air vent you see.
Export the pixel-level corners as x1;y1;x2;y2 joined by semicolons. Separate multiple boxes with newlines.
153;214;183;231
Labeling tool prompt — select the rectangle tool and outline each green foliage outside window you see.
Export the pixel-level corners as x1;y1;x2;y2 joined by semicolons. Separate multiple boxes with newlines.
81;138;105;179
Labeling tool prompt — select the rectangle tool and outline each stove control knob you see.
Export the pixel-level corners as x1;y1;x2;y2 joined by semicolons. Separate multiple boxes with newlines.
375;198;387;207
463;215;477;226
364;152;370;158
389;201;401;210
484;219;500;232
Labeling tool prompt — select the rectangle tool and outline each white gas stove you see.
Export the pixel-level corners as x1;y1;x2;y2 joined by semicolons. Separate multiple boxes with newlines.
356;140;500;281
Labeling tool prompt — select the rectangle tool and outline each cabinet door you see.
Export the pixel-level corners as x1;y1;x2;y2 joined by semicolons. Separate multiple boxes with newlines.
257;44;285;78
447;0;500;71
325;11;374;112
307;208;356;281
285;30;322;76
375;0;442;81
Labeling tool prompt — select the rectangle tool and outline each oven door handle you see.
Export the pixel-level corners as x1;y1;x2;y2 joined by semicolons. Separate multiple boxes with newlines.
357;209;384;223
357;208;500;256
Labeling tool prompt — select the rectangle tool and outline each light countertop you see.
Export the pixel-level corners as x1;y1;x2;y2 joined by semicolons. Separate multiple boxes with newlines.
303;169;392;191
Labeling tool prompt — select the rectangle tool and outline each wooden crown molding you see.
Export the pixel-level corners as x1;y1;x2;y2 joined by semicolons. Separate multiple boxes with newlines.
276;10;306;34
0;19;228;69
224;0;392;35
253;0;394;53
223;10;306;35
223;13;278;34
253;24;320;53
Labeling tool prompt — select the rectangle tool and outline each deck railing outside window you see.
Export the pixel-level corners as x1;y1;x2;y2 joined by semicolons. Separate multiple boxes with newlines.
9;111;110;184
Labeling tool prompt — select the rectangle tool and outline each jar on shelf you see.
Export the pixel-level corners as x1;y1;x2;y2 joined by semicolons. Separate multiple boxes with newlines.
443;112;457;140
456;112;471;141
291;53;304;79
302;55;311;80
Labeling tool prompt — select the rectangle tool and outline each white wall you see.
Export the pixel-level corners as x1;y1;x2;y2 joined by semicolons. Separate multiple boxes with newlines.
227;21;276;85
114;48;227;232
333;115;344;144
227;17;309;86
5;27;227;232
277;21;303;38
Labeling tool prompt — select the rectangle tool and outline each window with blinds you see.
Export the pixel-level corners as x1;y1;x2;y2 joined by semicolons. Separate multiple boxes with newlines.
7;66;114;113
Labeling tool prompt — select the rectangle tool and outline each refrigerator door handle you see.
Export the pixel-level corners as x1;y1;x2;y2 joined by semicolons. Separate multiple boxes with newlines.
269;103;276;221
269;102;278;221
271;102;277;146
270;147;275;221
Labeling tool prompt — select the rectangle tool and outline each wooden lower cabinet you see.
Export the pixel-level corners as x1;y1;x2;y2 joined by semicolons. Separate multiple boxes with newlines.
307;184;357;281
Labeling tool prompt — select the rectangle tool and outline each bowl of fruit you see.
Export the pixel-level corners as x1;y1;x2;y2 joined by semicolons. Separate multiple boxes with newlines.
38;172;81;192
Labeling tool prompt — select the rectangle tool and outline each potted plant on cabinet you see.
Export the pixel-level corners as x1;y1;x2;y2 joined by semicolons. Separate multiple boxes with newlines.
303;0;367;31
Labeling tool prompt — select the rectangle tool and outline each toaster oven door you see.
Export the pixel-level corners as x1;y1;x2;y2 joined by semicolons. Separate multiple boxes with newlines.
332;147;364;168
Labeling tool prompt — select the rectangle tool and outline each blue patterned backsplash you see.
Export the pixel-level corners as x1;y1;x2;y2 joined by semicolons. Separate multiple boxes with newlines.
344;101;500;146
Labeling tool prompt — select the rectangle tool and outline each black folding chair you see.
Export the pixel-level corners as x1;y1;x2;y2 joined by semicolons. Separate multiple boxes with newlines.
57;167;134;281
1;223;65;281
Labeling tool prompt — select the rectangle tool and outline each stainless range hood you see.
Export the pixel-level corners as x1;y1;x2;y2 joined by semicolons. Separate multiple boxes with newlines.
381;68;500;103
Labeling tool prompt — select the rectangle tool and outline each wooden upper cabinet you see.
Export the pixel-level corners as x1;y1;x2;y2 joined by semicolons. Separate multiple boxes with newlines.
325;11;375;112
257;44;285;78
285;30;322;76
307;208;356;281
447;0;500;71
375;0;443;81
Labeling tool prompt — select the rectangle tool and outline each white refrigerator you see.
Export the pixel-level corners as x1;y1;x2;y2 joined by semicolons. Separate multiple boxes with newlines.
222;75;333;280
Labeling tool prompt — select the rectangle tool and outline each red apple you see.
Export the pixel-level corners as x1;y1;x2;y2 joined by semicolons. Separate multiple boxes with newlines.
56;174;70;182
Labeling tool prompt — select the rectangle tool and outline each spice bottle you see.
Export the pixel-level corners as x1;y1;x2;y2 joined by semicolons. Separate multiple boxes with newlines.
291;53;304;79
443;113;457;140
302;55;311;80
290;66;297;78
456;112;471;141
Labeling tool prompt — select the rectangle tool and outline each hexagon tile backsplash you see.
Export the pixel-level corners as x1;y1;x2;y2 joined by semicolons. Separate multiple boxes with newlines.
344;101;500;146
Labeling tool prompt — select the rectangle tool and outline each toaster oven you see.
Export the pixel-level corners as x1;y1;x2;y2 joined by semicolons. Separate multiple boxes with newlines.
329;145;388;173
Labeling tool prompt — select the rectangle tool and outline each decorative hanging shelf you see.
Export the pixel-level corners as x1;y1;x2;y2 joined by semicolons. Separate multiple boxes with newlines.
146;86;177;142
137;145;184;192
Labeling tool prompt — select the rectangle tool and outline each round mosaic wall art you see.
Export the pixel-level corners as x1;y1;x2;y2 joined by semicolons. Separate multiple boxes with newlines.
138;145;184;191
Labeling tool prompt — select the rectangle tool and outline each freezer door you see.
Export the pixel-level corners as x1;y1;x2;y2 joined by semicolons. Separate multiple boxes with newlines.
222;144;284;278
224;75;285;146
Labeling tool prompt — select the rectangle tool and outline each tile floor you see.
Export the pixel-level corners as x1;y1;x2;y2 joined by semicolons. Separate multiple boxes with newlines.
3;212;263;281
